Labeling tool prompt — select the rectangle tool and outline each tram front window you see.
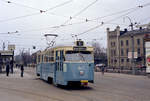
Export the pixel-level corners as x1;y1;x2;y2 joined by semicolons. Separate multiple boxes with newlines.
65;51;93;62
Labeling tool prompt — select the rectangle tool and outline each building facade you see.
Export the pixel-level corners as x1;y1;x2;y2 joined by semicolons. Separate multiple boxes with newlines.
107;26;150;69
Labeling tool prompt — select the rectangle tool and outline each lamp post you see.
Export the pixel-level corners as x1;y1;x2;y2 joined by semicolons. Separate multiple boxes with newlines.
124;16;137;74
131;35;136;74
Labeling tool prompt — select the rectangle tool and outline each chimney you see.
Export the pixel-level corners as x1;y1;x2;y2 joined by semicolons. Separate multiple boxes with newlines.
124;28;128;32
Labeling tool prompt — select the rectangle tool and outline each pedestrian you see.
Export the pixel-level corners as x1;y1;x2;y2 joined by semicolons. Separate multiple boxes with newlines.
0;59;3;73
10;59;13;74
6;60;10;76
101;66;105;75
20;64;24;77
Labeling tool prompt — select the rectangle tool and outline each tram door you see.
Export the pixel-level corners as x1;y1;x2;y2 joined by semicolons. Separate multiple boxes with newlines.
55;50;64;83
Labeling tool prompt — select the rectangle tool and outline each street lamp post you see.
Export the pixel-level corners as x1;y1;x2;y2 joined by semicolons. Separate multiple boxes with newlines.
131;35;136;74
124;16;137;75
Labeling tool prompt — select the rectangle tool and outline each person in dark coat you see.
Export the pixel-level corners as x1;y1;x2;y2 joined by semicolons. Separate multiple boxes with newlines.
20;65;24;77
0;59;3;73
6;60;10;76
101;66;105;75
10;60;13;74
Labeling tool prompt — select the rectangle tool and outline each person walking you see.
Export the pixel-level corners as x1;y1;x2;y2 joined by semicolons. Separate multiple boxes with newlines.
6;60;10;76
101;66;105;75
20;64;24;77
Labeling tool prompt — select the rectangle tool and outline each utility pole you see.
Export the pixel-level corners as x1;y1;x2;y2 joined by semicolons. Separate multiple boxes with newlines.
124;16;136;74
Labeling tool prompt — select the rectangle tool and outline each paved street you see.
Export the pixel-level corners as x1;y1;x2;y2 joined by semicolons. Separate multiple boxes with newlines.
0;68;150;101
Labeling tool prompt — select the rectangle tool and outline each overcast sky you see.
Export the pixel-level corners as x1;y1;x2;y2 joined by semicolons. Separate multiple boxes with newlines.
0;0;150;55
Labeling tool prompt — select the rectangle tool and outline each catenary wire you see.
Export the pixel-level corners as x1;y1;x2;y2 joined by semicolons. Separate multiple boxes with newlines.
0;0;73;23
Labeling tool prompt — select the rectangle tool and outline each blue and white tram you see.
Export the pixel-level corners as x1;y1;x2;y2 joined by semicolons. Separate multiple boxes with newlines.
36;40;94;86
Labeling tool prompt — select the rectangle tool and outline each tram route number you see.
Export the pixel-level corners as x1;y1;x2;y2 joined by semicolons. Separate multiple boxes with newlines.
73;47;86;51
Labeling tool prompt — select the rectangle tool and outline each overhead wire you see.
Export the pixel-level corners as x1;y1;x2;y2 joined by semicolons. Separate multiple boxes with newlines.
0;1;149;35
0;0;73;23
45;0;73;12
50;0;99;33
0;0;42;11
63;0;98;25
48;1;150;34
1;1;150;43
76;3;148;36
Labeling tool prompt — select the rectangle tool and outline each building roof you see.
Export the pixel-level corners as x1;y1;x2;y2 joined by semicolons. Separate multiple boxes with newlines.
120;28;150;37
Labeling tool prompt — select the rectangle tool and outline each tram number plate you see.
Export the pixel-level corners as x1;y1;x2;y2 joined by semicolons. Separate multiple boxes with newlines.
73;47;86;51
80;80;88;83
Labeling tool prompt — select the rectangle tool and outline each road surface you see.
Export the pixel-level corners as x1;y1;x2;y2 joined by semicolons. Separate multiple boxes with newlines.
0;68;150;101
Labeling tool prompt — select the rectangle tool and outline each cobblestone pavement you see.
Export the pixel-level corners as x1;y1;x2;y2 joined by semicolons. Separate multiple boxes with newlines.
0;68;150;101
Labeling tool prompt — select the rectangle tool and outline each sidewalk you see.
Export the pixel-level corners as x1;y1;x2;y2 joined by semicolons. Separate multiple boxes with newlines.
0;68;33;79
106;68;146;75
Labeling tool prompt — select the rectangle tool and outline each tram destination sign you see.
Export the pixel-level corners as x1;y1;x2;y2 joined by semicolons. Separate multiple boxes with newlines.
73;46;86;51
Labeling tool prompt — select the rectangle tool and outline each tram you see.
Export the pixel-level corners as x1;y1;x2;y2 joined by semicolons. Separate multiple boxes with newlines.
36;40;94;86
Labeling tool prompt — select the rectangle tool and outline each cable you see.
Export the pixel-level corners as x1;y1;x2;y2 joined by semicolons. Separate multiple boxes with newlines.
0;31;19;34
1;0;42;11
1;1;150;35
50;0;98;33
77;6;142;36
63;0;98;24
0;12;40;23
0;0;73;23
45;0;73;12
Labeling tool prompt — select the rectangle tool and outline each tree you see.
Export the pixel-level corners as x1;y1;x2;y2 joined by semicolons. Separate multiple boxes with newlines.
92;42;107;65
15;49;32;66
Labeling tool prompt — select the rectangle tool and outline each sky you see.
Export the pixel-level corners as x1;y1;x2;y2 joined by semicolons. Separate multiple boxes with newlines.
0;0;150;55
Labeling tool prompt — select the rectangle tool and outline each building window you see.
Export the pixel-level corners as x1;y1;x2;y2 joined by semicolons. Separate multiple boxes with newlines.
111;42;113;47
126;40;128;46
121;40;124;46
111;42;115;47
111;50;113;56
113;42;115;47
137;39;140;45
126;48;129;56
138;48;140;55
114;50;116;56
121;49;124;56
111;59;113;63
121;59;124;63
126;59;129;62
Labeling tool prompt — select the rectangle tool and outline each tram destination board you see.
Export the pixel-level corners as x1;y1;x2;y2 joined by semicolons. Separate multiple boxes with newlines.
73;46;86;51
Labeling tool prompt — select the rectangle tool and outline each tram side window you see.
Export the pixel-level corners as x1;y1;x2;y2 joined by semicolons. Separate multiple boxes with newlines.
49;51;54;62
38;55;40;63
42;55;44;62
